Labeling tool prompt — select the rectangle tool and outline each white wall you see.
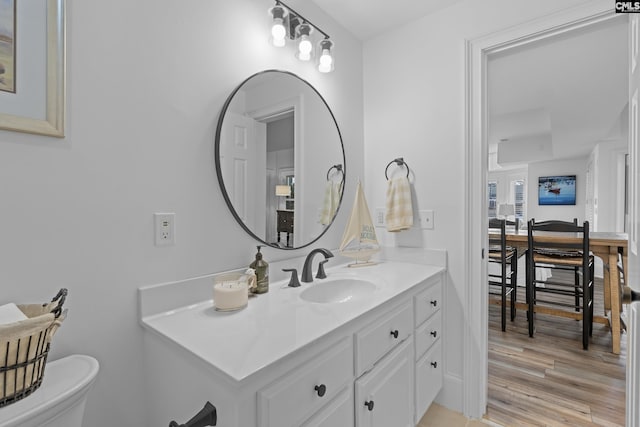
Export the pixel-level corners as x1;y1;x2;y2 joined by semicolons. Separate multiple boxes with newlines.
0;1;363;426
527;157;587;223
591;140;628;232
362;0;594;413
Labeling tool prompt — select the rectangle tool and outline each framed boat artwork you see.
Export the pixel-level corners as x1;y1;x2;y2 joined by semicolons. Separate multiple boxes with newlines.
538;175;576;206
0;0;65;137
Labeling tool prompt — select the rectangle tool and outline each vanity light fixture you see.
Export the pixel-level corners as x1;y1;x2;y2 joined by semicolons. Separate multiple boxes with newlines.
268;0;334;73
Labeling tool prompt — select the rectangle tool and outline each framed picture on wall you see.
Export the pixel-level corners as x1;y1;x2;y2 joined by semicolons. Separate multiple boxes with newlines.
538;175;576;205
0;0;65;137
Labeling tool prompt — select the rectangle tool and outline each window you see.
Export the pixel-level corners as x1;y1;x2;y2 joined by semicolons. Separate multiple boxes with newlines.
512;180;526;221
488;181;497;218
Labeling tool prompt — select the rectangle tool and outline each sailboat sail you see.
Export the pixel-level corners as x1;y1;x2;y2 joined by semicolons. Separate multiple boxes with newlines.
339;181;380;265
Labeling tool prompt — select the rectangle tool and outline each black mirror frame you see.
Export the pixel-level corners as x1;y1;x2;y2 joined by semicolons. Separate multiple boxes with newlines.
214;69;346;250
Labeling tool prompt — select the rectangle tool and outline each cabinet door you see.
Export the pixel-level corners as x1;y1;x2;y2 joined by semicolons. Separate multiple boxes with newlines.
301;386;354;427
415;340;442;424
355;337;414;427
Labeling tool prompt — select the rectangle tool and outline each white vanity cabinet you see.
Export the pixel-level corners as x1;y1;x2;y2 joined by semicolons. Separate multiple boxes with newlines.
413;281;443;424
355;336;414;427
139;262;445;427
257;337;354;427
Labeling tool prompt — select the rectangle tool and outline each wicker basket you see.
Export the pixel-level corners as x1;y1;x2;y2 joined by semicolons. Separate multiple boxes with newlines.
0;289;67;407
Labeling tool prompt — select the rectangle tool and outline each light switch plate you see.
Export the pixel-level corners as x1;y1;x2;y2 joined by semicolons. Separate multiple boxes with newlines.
418;210;434;230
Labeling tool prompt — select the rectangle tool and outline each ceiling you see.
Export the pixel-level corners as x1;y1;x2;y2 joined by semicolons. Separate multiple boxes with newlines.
310;2;629;170
310;0;464;40
488;16;628;170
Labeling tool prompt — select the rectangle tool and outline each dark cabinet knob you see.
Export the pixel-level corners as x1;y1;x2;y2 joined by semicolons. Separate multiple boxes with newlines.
364;400;375;411
390;330;399;339
430;300;438;307
430;330;437;338
431;361;438;368
314;384;326;397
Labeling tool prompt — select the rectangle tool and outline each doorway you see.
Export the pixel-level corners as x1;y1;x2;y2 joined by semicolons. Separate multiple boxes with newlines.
464;3;632;419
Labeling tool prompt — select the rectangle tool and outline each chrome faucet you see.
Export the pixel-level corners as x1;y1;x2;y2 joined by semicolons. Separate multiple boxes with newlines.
301;248;334;283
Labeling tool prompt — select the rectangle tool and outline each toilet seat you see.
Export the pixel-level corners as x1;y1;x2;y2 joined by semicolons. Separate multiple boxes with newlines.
0;354;99;427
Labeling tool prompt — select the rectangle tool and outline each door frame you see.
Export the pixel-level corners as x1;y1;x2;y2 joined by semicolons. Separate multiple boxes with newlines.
463;2;621;418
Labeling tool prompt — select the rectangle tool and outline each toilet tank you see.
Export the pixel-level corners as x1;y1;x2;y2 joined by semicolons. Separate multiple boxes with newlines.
0;354;99;427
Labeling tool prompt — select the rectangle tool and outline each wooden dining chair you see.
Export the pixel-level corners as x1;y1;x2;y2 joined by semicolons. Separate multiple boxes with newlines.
526;219;594;349
488;218;518;331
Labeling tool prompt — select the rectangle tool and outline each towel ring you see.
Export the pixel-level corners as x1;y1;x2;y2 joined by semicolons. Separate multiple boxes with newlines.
384;158;410;180
326;164;344;181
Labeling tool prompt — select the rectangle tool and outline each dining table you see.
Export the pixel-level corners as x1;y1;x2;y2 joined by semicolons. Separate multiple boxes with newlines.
490;229;628;354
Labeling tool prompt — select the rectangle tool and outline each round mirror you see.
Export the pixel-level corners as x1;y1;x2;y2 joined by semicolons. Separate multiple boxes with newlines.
215;70;345;249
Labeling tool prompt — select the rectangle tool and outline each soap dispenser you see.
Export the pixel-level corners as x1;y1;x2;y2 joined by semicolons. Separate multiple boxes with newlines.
250;245;269;294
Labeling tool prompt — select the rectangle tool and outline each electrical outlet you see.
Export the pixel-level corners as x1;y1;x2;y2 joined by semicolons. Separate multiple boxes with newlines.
375;208;386;227
154;213;175;246
418;210;434;230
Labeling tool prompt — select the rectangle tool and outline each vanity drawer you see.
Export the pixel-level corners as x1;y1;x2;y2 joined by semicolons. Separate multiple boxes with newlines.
258;337;353;427
355;302;412;377
414;282;442;327
415;340;442;424
415;312;441;361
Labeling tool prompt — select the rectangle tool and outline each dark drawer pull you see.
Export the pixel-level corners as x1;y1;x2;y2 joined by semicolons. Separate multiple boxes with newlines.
364;400;375;411
430;330;437;338
314;384;326;397
430;300;438;307
431;361;438;368
390;330;399;339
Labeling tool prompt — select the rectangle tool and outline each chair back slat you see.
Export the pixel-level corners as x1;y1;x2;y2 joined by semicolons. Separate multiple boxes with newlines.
528;218;589;254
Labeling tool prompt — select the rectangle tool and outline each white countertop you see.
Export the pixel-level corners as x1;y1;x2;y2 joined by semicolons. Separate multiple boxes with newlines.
140;260;444;384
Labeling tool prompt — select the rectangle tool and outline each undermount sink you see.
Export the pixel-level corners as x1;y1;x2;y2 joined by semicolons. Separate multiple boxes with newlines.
299;279;377;304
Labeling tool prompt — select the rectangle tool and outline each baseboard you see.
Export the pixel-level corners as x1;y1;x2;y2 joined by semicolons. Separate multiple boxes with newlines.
434;372;464;414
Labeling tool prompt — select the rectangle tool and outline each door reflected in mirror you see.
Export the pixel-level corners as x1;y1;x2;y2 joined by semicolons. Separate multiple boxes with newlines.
215;70;345;249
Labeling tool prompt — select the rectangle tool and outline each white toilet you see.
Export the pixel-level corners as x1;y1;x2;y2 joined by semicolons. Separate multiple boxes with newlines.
0;354;99;427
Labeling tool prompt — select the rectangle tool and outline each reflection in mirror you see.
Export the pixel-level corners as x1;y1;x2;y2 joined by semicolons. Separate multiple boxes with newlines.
215;70;345;249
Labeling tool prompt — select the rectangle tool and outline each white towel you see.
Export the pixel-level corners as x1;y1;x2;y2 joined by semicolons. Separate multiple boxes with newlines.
0;302;27;325
319;181;343;225
385;176;413;232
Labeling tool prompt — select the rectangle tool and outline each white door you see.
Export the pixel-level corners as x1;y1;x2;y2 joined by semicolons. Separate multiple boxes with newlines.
220;112;266;237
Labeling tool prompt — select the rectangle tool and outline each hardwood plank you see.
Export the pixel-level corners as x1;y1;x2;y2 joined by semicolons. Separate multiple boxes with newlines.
485;273;627;427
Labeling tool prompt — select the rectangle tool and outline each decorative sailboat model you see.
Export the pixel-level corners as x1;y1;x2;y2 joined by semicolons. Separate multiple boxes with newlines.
339;181;380;267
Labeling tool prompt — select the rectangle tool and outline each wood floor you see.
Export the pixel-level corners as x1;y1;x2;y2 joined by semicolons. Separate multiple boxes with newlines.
486;275;627;426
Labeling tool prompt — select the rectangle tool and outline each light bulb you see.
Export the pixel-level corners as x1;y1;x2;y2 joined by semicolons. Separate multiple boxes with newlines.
319;49;333;67
271;18;286;47
298;35;312;55
318;41;334;73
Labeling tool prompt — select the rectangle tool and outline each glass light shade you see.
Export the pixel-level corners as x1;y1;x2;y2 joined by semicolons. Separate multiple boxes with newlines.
271;18;286;47
318;40;334;73
298;51;311;61
275;185;291;197
298;35;312;55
